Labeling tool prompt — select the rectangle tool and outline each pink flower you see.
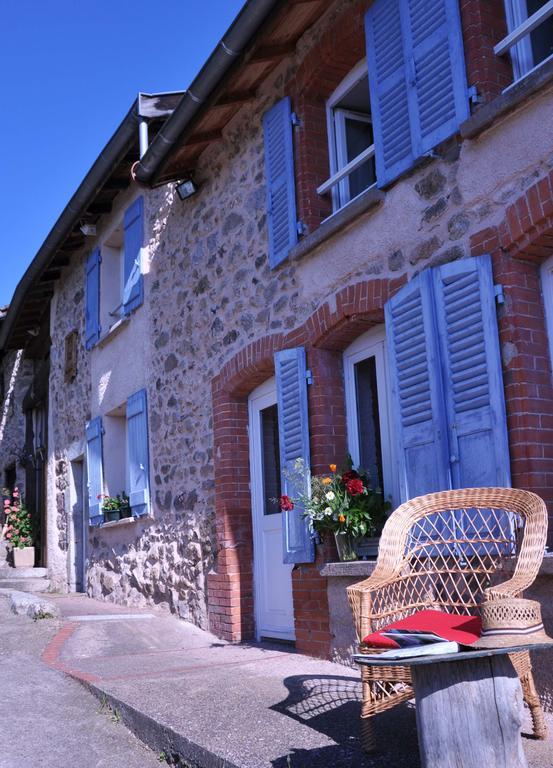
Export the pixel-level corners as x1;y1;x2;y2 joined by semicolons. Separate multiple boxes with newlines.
3;499;9;507
279;495;295;512
5;532;11;539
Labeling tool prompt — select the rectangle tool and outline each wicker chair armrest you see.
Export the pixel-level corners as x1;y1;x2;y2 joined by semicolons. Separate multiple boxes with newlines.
347;568;400;642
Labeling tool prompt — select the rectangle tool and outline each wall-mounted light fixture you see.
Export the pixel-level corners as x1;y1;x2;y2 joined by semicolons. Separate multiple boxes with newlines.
176;178;199;201
80;223;97;237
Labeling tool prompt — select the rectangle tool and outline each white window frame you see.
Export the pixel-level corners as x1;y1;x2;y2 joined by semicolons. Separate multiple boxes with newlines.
320;59;376;214
540;254;553;375
343;325;398;509
498;0;553;83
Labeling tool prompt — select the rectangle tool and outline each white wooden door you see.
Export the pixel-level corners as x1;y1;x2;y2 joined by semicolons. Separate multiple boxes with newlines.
249;379;295;641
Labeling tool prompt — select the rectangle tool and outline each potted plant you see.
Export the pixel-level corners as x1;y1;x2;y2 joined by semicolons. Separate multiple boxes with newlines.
99;492;131;522
2;487;35;568
278;459;390;561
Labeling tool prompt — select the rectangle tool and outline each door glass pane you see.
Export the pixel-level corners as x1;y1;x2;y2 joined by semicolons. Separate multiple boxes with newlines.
527;0;553;68
261;404;281;515
354;357;384;491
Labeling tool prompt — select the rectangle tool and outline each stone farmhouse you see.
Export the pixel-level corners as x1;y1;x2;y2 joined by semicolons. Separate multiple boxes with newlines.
1;0;553;689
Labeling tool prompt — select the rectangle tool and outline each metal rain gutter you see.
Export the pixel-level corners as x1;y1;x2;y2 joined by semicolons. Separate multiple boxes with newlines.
134;0;280;187
0;102;140;351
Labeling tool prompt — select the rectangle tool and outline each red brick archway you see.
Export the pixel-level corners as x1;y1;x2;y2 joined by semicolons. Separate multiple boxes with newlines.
208;277;403;653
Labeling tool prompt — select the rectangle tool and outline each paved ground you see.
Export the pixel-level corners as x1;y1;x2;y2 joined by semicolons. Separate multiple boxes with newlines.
31;593;553;768
0;600;162;768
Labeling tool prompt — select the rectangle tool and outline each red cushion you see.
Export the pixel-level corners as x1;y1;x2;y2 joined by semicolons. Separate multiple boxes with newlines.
362;610;482;648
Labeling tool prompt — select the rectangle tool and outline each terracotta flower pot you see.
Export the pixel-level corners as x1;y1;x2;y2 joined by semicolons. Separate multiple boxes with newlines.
13;546;35;568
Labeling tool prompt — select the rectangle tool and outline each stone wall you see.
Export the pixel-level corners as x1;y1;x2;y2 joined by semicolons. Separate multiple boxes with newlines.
0;350;33;494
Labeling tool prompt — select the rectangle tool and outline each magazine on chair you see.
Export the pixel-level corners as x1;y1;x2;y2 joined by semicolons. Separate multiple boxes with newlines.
353;629;460;660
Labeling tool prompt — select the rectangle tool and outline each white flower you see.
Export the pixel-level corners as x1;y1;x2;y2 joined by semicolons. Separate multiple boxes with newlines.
325;491;335;501
324;507;333;516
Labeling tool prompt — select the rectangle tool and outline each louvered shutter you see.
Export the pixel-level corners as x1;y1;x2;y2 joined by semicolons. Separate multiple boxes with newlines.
407;0;470;155
365;0;469;187
433;255;511;489
123;196;144;315
385;270;450;502
85;249;101;349
365;0;415;187
263;97;298;269
275;347;314;564
86;417;104;526
126;388;150;517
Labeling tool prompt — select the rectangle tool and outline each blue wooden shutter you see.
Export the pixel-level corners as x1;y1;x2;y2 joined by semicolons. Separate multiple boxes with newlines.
275;347;314;564
433;254;511;489
365;0;469;187
263;97;298;269
385;270;450;502
85;249;101;349
123;196;144;315
126;388;150;517
85;416;104;526
407;0;470;155
365;0;415;187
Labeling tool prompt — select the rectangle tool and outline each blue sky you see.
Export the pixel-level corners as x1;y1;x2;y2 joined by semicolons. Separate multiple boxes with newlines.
0;0;244;307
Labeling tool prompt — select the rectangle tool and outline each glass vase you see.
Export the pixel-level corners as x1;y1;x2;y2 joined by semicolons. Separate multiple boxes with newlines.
334;531;358;561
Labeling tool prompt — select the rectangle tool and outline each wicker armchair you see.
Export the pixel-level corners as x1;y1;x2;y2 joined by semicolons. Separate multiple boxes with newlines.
347;487;548;751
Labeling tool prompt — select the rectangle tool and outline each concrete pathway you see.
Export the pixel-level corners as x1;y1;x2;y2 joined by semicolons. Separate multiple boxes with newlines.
0;599;163;768
36;593;553;768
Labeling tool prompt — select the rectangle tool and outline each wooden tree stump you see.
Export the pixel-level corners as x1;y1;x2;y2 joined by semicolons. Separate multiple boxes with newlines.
411;655;527;768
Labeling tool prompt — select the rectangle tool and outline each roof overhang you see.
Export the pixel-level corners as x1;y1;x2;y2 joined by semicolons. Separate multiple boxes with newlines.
135;0;333;187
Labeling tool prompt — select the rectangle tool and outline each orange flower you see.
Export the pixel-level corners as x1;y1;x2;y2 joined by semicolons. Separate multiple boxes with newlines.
338;514;346;523
329;464;337;472
322;477;332;485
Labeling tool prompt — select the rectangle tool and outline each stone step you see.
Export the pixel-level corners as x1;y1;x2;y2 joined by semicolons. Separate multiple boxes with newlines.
0;567;48;580
0;578;50;593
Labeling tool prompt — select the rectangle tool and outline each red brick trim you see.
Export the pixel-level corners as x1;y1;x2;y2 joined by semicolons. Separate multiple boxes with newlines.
459;0;513;104
471;172;553;544
209;277;401;651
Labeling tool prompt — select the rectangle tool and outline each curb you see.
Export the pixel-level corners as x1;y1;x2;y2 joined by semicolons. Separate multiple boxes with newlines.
41;619;241;768
0;587;60;620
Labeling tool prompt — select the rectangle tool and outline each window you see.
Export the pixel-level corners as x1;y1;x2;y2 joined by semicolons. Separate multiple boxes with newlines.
103;402;127;507
100;226;125;333
500;0;553;80
85;388;150;525
85;196;144;348
540;254;553;374
322;60;376;212
343;326;396;507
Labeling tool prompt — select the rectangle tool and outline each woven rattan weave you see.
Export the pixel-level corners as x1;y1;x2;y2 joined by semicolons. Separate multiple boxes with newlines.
347;487;548;751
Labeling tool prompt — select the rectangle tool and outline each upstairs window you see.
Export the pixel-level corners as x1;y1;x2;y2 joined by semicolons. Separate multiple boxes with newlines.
101;225;125;333
323;60;376;212
501;0;553;80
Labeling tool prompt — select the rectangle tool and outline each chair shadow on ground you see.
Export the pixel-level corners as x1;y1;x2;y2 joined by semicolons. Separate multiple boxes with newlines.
270;673;420;768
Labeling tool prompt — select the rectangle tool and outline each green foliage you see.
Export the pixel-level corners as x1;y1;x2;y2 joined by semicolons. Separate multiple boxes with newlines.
99;492;130;512
2;488;33;549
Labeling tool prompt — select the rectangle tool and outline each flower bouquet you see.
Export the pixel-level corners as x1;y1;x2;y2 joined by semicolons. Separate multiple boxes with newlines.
279;459;390;561
2;487;35;567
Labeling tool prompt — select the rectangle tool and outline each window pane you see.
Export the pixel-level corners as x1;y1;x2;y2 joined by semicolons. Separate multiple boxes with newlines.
261;404;281;515
345;118;376;198
527;0;553;67
354;357;384;491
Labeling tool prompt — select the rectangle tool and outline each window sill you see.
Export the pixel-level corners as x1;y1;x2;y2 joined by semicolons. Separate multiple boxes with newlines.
461;55;553;140
320;560;377;578
97;315;130;348
288;186;384;263
93;514;152;530
320;551;553;578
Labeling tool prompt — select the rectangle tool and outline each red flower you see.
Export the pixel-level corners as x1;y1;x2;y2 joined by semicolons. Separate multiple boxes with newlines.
279;495;294;512
341;470;359;483
345;478;364;496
